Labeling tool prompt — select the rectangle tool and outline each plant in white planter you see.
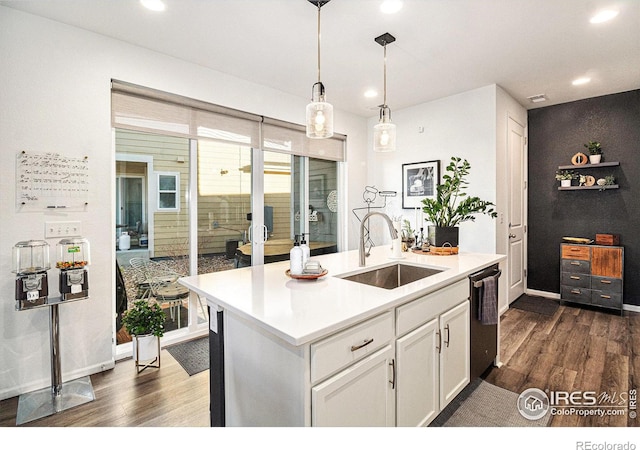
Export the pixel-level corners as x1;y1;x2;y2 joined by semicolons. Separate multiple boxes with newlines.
122;299;165;372
584;140;603;164
555;169;576;187
421;157;497;247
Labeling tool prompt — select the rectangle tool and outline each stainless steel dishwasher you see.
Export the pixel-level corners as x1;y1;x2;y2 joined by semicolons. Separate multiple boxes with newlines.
468;264;501;380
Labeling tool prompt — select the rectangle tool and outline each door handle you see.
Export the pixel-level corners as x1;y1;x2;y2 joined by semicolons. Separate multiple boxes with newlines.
444;324;450;347
436;330;442;354
509;234;516;239
389;359;396;389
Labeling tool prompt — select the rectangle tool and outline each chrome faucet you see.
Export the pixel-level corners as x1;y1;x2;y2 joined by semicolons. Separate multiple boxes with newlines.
359;212;399;267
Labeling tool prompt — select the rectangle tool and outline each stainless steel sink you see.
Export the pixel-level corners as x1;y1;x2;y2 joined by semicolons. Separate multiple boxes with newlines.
338;263;445;290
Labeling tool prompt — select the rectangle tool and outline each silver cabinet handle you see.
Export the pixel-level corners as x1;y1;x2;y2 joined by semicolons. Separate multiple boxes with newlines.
444;324;450;348
571;289;581;294
570;276;581;280
509;233;516;238
600;295;612;299
600;280;612;284
436;330;441;353
350;338;374;352
389;359;396;389
570;261;581;266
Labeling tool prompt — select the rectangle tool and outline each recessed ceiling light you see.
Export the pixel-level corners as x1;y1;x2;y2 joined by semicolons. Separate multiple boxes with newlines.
364;89;378;98
572;77;591;86
140;0;166;12
590;9;619;24
380;0;403;14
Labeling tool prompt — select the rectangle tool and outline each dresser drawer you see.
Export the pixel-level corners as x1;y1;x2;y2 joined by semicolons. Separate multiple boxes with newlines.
561;245;590;261
591;276;622;293
591;290;623;309
561;286;590;305
310;311;394;384
561;272;590;288
561;259;590;274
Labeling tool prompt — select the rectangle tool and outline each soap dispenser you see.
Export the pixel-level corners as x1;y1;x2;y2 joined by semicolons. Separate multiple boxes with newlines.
300;233;310;267
289;235;303;275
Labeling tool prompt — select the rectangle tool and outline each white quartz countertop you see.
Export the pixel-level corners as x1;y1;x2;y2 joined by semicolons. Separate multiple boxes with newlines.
179;246;506;346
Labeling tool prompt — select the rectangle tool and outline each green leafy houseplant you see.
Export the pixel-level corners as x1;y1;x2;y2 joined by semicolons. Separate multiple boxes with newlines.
555;170;576;181
421;157;497;228
584;140;603;155
122;300;165;337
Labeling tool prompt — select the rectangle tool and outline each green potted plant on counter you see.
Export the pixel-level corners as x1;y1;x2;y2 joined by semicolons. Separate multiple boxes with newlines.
584;140;603;164
122;299;165;372
421;156;497;248
555;169;576;187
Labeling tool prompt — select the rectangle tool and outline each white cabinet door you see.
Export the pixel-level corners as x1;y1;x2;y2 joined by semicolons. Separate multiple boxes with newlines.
396;318;439;427
439;301;470;408
312;345;395;427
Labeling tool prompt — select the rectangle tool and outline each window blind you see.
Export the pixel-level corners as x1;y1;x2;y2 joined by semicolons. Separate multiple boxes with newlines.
111;79;345;160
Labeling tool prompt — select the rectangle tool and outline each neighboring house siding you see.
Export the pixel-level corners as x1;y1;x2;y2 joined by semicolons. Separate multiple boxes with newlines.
116;130;190;258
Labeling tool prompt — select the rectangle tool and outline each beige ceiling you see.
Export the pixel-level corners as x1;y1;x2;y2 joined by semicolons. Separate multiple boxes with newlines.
2;0;638;117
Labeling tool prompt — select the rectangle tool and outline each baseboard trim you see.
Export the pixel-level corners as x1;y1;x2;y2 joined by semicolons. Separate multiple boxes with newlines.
524;289;640;313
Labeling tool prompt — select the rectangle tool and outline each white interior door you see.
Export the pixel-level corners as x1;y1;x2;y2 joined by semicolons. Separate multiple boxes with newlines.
507;117;527;303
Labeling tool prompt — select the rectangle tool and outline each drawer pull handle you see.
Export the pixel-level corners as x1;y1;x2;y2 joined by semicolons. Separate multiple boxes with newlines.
571;289;581;294
436;330;442;353
570;276;581;280
570;262;581;266
570;248;581;251
350;338;374;352
600;280;612;284
600;295;612;299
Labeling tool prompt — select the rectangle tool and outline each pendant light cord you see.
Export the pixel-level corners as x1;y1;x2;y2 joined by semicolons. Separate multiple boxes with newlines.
383;43;387;107
316;5;322;83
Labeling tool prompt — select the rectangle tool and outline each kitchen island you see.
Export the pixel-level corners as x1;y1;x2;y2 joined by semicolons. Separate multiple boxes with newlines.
179;246;506;427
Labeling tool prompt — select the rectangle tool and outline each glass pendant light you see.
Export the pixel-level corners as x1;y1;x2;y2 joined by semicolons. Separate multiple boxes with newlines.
306;0;334;139
373;33;396;152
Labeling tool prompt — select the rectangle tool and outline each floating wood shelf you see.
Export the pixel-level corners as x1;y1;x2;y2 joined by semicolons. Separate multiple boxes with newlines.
558;185;619;191
557;161;620;170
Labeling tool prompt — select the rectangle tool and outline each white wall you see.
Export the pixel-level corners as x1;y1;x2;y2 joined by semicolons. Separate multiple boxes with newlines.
367;85;500;253
0;7;367;400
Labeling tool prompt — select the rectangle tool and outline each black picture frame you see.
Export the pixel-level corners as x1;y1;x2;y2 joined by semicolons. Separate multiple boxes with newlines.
402;160;440;209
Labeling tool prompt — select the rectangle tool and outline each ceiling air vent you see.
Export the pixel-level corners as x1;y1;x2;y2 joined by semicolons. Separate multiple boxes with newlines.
527;94;547;103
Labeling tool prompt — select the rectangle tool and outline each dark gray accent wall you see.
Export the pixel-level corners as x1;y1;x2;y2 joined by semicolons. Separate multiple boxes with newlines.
527;89;640;307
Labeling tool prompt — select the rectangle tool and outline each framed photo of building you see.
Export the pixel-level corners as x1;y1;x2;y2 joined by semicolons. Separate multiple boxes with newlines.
402;160;440;209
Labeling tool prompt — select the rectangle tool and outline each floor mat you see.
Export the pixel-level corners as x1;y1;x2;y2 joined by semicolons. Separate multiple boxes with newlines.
165;337;208;376
510;294;559;316
431;379;551;427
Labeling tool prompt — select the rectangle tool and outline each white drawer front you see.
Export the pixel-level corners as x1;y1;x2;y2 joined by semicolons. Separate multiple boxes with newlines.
310;312;394;384
396;279;468;337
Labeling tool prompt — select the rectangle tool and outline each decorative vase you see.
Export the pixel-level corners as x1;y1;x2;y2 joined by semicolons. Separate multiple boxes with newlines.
428;225;459;247
560;179;572;187
589;154;602;164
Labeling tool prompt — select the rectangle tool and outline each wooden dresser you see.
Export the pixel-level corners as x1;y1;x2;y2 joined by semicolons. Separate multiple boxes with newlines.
560;243;624;315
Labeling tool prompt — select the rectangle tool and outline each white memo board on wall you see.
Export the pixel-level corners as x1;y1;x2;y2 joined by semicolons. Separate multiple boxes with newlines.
16;151;89;211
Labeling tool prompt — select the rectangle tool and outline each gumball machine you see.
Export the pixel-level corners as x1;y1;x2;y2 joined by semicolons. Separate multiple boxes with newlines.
13;240;51;310
14;237;94;425
56;237;90;300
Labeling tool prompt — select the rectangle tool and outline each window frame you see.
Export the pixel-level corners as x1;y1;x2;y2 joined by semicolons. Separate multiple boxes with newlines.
156;171;180;212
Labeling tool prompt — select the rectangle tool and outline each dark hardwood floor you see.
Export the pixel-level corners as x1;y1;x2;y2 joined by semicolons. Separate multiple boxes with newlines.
1;301;638;427
485;302;639;427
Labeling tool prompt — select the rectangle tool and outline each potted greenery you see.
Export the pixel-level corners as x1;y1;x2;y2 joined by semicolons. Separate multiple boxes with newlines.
421;157;497;248
555;169;575;187
401;219;416;249
122;299;165;370
584;140;603;164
